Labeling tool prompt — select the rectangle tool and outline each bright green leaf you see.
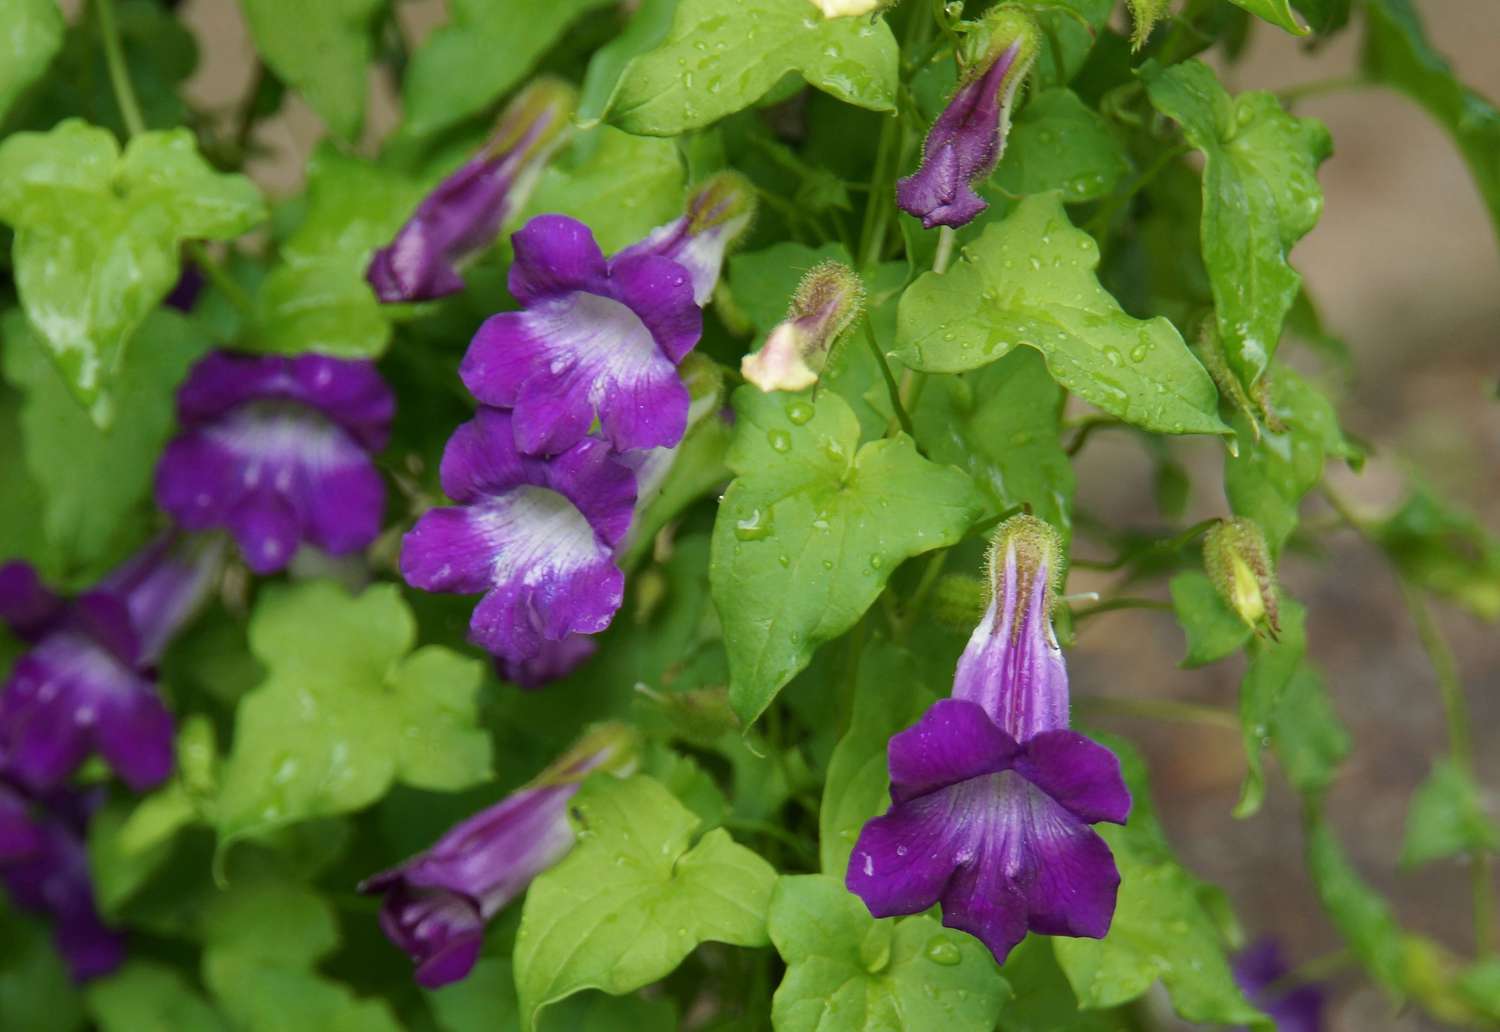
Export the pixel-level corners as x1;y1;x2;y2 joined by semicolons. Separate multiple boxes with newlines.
0;121;264;416
1305;816;1408;993
992;89;1131;203
521;127;686;256
911;347;1075;534
86;961;228;1032
514;774;776;1032
1402;759;1500;869
1144;60;1330;389
579;0;681;125
710;388;982;727
215;581;491;845
428;956;679;1032
1168;571;1251;667
0;0;64;121
769;874;1010;1032
237;0;382;139
1270;664;1350;799
1235;599;1306;818
1001;936;1136;1032
250;145;422;358
1375;487;1500;621
819;642;938;875
1030;0;1113;88
1;308;210;581
201;877;402;1031
1363;0;1500;246
1054;736;1267;1027
605;0;899;136
402;0;612;136
1227;0;1309;35
894;193;1226;436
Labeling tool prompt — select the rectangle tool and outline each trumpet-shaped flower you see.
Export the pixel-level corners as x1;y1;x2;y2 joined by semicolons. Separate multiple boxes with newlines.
400;407;635;664
613;172;755;305
847;516;1130;965
741;260;864;392
155;351;393;574
367;79;575;302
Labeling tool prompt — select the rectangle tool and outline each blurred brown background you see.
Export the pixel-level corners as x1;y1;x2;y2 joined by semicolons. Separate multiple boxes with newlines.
89;0;1500;1027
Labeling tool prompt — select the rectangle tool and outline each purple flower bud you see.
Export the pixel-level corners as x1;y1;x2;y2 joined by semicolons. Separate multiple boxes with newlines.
367;79;576;302
498;633;598;690
613;172;756;305
0;536;220;792
0;782;125;983
359;724;639;987
847;515;1130;966
163;263;205;312
400;408;635;665
1234;939;1326;1032
741;260;864;392
1204;517;1280;637
897;9;1040;229
155;351;394;574
459;214;705;456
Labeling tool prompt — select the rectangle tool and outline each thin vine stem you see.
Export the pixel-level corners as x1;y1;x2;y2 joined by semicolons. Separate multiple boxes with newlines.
865;315;915;438
96;0;146;137
1074;695;1240;731
1071;596;1174;623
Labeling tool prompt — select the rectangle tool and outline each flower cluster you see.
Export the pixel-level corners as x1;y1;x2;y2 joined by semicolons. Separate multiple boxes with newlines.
0;534;221;980
846;515;1131;965
400;173;753;684
359;723;639;986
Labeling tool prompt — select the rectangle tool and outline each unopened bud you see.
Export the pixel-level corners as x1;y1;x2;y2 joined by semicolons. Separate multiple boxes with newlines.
986;513;1063;630
537;722;641;786
1204;518;1280;636
741;261;864;391
634;685;739;743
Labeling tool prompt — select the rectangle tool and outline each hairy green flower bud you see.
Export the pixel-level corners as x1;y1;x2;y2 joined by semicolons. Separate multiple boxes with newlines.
1204;518;1280;636
741;261;864;392
986;513;1064;631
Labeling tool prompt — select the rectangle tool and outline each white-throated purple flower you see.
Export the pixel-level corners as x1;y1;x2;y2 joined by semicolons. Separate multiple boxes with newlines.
155;351;394;575
741;260;864;392
459;177;753;457
0;536;221;792
358;723;639;987
367;79;576;303
897;8;1039;229
1233;939;1326;1032
0;781;125;982
846;515;1130;965
400;407;636;665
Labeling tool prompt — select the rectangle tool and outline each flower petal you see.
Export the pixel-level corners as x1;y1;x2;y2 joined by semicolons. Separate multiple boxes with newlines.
507;214;608;304
608;253;703;363
437;407;529;503
459;311;548;412
0;562;65;643
847;789;963;920
1017;730;1131;826
93;688;175;792
886;698;1019;804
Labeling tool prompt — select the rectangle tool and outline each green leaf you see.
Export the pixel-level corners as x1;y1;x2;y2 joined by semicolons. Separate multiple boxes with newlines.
1054;736;1267;1027
201;877;402;1031
579;0;682;126
0;908;84;1032
710;388;982;727
769;874;1010;1032
1270;664;1350;798
911;348;1075;534
0;387;49;572
1402;759;1500;868
402;0;612;136
250;145;422;358
1235;599;1306;818
514;774;776;1032
86;961;228;1032
521;127;686;256
1143;61;1330;389
1304;815;1408;993
1029;0;1113;88
237;0;382;139
1227;0;1308;35
819;642;938;875
992;89;1131;203
1224;364;1355;553
604;0;899;136
0;0;64;120
0;121;264;416
1;308;211;581
1168;571;1252;667
1000;936;1136;1032
1363;0;1500;244
1375;488;1500;621
428;956;679;1032
215;581;491;845
893;193;1225;436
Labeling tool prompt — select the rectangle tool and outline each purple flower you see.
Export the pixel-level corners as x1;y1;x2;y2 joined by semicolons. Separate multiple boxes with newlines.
359;724;638;987
499;633;598;690
0;781;125;982
155;351;394;574
400;407;635;665
0;537;221;792
367;79;576;303
1234;939;1326;1032
846;515;1129;966
613;172;755;305
897;10;1039;229
163;263;205;312
458;214;704;456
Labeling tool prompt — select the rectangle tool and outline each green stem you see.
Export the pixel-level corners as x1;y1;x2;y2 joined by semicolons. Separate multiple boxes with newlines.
1084;143;1190;241
932;225;956;275
1071;596;1174;623
896;549;950;639
96;0;146;137
1276;75;1368;107
1065;414;1126;456
185;241;255;319
1074;695;1240;731
722;818;817;866
865;315;914;438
